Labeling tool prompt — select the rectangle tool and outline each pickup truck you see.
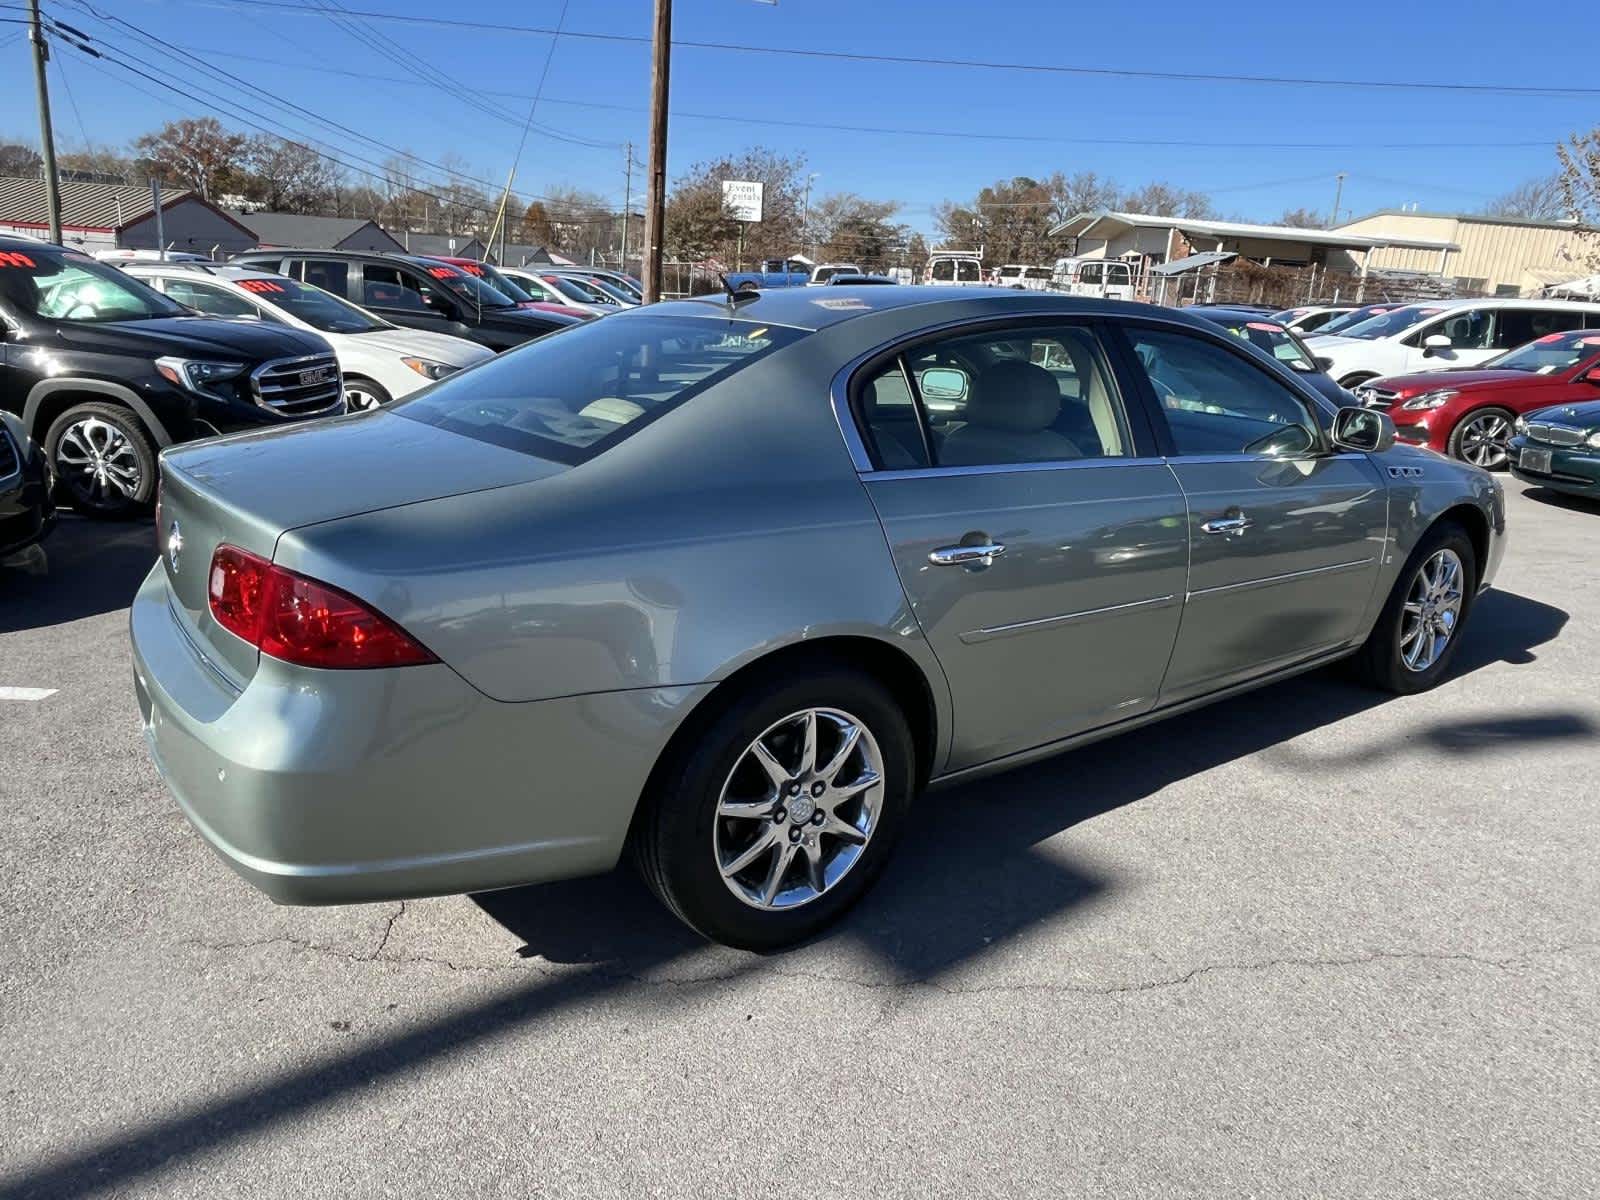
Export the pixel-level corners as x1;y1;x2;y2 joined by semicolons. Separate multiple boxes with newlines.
727;258;863;289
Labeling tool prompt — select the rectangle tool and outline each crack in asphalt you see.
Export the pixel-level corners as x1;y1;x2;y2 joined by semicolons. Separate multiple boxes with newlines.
177;934;1599;999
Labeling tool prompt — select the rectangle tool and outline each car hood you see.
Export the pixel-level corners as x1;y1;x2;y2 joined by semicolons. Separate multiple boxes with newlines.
1528;398;1600;430
51;315;330;361
349;327;493;365
160;408;565;540
476;306;579;331
1371;368;1558;394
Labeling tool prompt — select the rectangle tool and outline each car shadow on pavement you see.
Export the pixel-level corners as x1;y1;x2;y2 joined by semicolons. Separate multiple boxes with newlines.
1519;485;1600;514
0;514;156;633
0;589;1571;1200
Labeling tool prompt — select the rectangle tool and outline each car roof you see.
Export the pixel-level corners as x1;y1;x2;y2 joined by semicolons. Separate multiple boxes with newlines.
234;248;453;270
645;286;1223;333
124;261;279;282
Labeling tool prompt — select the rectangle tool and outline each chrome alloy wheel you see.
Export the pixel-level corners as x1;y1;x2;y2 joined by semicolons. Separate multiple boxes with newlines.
1400;547;1464;673
713;707;886;911
344;382;384;411
1457;412;1511;468
55;416;142;505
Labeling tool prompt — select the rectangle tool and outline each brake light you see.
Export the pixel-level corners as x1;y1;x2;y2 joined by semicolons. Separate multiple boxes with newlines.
207;545;437;669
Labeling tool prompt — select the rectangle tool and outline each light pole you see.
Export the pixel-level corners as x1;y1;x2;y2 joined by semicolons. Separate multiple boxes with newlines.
802;172;818;260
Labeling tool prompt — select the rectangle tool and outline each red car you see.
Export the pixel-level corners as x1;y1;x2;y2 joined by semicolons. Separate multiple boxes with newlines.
1357;328;1600;469
426;255;594;321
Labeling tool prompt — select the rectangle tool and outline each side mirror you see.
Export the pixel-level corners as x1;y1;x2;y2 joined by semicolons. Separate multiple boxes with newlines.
1331;405;1395;453
919;367;969;402
1423;334;1452;353
1314;355;1334;371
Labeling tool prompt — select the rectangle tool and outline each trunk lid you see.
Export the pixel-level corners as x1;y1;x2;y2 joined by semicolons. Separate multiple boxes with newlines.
156;409;566;686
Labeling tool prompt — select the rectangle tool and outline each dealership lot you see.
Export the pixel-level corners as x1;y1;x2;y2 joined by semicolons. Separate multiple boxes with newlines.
1;480;1596;1198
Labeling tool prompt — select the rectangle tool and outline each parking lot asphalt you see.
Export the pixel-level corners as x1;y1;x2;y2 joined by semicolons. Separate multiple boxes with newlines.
1;479;1597;1199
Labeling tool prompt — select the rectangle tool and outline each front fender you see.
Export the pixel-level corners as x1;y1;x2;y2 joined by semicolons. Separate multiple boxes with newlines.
25;377;177;446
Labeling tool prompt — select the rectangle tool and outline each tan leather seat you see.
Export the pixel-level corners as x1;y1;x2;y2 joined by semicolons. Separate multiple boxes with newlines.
940;360;1082;466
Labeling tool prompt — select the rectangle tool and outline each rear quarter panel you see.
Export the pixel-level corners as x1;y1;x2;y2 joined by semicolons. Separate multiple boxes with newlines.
273;327;953;757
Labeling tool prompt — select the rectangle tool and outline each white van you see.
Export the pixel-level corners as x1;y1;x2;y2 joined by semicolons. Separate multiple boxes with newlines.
925;251;983;286
1307;298;1600;387
993;264;1055;291
1052;257;1135;300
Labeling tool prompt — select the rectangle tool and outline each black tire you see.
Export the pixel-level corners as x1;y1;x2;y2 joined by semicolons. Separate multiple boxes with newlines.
1447;406;1515;471
1354;521;1478;694
343;375;393;411
632;665;915;950
44;401;158;518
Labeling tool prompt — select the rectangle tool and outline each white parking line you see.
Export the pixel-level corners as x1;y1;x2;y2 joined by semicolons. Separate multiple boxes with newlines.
0;687;57;701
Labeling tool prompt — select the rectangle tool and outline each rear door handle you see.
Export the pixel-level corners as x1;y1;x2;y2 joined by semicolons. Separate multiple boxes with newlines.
929;542;1006;566
1201;514;1253;535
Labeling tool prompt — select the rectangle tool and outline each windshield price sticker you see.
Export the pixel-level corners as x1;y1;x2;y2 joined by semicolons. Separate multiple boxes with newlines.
0;251;36;268
239;279;286;294
1246;321;1281;331
427;266;462;279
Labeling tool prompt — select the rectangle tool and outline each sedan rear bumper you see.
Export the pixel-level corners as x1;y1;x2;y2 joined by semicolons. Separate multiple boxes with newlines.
129;562;708;904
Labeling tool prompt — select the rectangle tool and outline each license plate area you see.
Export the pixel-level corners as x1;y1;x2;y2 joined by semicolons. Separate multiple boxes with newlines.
1520;447;1553;473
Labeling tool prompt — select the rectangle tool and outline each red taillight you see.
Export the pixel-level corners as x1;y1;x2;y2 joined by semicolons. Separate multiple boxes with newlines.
207;544;437;669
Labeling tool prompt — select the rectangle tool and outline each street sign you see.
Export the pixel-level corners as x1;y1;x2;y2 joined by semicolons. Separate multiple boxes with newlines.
722;179;764;223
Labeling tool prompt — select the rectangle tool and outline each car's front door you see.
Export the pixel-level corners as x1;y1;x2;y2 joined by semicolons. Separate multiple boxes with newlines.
1120;323;1389;703
356;263;470;341
853;319;1189;769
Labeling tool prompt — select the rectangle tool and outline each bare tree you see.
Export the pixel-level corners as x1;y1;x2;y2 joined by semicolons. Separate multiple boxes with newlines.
1558;131;1600;270
1277;207;1327;229
1483;172;1565;221
133;118;247;199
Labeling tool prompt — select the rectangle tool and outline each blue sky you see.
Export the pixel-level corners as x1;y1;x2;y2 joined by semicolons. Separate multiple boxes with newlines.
3;0;1594;234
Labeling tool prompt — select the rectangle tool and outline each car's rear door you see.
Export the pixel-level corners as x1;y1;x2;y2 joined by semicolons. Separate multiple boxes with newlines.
852;318;1189;770
1116;321;1388;704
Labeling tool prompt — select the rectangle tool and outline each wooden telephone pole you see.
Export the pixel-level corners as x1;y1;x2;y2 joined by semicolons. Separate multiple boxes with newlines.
28;0;62;245
642;0;671;302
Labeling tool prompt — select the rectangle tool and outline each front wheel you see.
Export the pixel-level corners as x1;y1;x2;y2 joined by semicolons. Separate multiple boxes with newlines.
44;401;158;518
632;667;914;950
343;376;392;412
1448;407;1514;470
1354;522;1477;694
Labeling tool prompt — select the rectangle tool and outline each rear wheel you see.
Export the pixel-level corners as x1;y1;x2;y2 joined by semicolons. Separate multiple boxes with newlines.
1354;522;1477;694
44;401;157;518
1448;407;1514;470
633;666;914;950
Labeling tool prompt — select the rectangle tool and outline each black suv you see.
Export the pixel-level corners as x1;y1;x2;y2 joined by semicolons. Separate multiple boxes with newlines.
0;236;344;517
230;249;580;350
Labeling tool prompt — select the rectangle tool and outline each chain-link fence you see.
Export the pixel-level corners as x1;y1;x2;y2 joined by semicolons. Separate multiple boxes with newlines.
1153;258;1490;310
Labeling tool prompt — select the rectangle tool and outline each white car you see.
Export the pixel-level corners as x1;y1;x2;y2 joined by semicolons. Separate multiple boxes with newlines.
1270;305;1354;334
1306;298;1600;388
499;267;614;317
808;262;861;285
125;262;493;409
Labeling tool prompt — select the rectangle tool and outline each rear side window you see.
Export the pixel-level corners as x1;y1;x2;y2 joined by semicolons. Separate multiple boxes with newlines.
163;279;259;319
301;260;348;296
1493;308;1584;348
398;315;803;465
362;265;428;310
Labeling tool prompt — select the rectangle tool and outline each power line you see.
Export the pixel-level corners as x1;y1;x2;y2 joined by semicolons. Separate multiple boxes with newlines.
192;0;1600;98
160;43;1563;153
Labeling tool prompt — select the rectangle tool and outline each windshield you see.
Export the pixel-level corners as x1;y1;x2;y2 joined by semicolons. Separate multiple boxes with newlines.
398;315;804;464
1334;304;1447;341
468;263;536;304
419;263;516;309
0;249;185;323
1484;329;1600;373
1220;319;1320;372
575;275;636;305
543;273;615;305
233;274;388;334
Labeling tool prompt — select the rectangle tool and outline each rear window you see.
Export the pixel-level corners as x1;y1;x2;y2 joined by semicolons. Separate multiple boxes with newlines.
396;314;804;465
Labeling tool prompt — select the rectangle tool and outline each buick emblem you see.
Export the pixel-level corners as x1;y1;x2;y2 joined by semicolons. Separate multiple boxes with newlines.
167;520;183;572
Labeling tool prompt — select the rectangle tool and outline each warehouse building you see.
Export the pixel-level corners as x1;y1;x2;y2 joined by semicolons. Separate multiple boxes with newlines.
1332;210;1595;297
0;175;257;256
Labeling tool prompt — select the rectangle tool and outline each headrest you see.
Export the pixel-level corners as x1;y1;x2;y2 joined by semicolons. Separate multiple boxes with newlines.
966;360;1060;432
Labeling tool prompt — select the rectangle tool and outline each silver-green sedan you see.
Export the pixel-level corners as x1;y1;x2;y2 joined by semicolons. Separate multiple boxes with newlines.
131;287;1507;949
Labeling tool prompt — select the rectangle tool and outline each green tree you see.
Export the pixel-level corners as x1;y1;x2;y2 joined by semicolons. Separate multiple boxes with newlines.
666;146;806;265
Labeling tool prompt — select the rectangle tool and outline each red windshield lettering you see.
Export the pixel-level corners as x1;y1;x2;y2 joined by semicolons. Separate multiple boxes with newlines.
239;279;286;293
427;266;460;279
461;263;483;275
0;251;36;268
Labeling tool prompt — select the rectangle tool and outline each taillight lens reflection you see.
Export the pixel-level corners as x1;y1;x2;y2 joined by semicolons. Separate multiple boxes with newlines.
207;544;437;669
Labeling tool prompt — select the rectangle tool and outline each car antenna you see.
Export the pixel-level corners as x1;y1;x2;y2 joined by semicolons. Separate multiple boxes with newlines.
717;273;758;306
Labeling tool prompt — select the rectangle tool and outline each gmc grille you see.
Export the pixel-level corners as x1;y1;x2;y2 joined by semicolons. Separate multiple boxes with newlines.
1525;422;1586;447
251;354;343;417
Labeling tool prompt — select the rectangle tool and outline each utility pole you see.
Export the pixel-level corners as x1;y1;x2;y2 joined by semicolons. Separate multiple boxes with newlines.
1331;172;1346;227
28;0;62;245
621;140;633;272
642;0;671;302
802;172;817;261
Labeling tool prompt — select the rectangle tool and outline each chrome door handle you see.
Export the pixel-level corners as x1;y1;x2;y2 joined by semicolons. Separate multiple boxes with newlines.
1201;514;1253;535
929;542;1006;566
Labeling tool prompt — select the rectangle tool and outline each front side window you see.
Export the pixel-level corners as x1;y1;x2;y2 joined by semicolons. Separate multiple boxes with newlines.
1419;308;1493;350
1127;327;1319;457
857;323;1134;470
162;279;260;320
398;315;802;465
0;249;184;323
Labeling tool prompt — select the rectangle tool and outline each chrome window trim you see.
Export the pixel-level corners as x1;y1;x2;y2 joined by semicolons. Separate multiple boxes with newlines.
960;593;1179;644
1187;556;1376;600
861;456;1171;482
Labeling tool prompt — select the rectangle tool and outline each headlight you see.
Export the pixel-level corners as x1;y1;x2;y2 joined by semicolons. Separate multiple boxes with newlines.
1399;388;1457;411
1586;431;1600;449
1514;416;1529;435
401;357;458;381
155;356;246;399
